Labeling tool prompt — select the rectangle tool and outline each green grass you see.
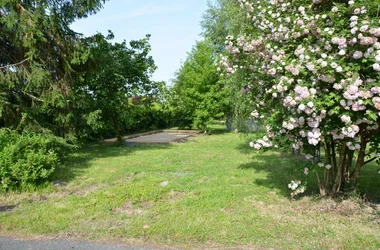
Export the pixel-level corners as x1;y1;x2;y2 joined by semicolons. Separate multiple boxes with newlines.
0;126;380;249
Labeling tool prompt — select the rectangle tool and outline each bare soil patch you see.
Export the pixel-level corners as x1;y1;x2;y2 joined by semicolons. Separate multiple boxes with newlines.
0;204;17;212
113;201;153;215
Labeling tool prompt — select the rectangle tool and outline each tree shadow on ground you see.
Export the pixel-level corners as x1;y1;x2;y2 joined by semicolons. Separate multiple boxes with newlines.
356;164;380;203
0;205;17;212
235;137;255;155
207;127;230;135
236;141;380;202
237;153;316;198
51;142;173;184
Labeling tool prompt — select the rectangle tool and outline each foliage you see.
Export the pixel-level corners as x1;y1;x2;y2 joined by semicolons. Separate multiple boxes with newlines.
94;102;173;138
0;128;75;190
79;32;158;143
202;0;251;52
125;103;173;133
201;0;257;132
0;0;166;140
0;0;172;190
0;0;112;189
0;0;106;137
220;0;380;196
171;39;228;130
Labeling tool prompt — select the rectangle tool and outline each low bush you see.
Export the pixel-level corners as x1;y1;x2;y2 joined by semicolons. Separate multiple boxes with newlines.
0;129;75;190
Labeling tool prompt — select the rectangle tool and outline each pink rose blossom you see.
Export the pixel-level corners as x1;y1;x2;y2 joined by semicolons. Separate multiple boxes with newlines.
353;51;363;59
373;63;380;71
360;37;374;46
341;115;351;123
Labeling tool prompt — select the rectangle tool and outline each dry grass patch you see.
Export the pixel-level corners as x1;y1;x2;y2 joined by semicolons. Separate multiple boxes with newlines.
113;201;153;216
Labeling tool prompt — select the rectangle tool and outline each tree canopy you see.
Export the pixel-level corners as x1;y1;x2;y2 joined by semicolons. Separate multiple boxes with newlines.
81;32;158;142
171;39;228;130
0;0;162;142
0;0;106;137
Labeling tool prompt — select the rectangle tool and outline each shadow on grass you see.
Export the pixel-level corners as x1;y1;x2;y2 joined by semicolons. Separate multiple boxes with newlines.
357;164;380;203
207;127;230;135
236;141;380;202
0;205;17;212
235;138;254;155
235;140;323;198
237;153;314;197
51;142;173;184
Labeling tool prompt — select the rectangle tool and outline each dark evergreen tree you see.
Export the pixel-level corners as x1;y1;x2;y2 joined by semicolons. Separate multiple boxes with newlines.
0;0;106;139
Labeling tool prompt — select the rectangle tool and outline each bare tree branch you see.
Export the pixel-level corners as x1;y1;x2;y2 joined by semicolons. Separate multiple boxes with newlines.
364;157;378;166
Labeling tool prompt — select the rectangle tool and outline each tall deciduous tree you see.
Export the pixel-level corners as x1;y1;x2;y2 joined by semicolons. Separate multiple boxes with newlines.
82;32;157;143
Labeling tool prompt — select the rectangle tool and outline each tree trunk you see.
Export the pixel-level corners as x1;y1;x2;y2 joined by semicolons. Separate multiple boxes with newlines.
323;141;332;190
331;137;337;181
324;141;331;165
332;143;346;195
113;114;123;144
315;171;326;196
352;135;367;185
314;145;321;163
342;150;354;190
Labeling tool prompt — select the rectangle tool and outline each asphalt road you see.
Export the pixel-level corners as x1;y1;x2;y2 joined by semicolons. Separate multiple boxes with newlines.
0;237;160;250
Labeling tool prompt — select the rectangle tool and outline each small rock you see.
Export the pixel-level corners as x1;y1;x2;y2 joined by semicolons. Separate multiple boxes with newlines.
53;180;67;187
159;181;169;187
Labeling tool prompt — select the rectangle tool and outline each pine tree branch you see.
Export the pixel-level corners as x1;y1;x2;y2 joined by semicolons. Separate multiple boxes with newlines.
22;91;44;102
0;58;29;69
0;100;12;105
16;3;26;13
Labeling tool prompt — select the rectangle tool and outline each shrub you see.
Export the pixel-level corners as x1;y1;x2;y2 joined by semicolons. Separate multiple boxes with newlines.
220;0;380;196
0;129;75;190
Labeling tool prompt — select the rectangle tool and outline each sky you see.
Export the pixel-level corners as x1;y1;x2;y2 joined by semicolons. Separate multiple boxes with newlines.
70;0;209;86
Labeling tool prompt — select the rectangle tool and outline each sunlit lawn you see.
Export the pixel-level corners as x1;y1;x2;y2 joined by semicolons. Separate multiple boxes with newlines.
0;126;379;249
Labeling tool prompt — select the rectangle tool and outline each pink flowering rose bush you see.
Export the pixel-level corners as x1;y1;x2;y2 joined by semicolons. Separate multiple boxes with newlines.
220;0;380;196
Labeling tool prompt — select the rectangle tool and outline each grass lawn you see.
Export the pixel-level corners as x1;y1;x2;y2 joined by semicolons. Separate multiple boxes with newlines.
0;126;379;249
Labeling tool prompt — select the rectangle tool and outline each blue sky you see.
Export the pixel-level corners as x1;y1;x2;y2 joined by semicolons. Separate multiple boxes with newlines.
71;0;209;85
